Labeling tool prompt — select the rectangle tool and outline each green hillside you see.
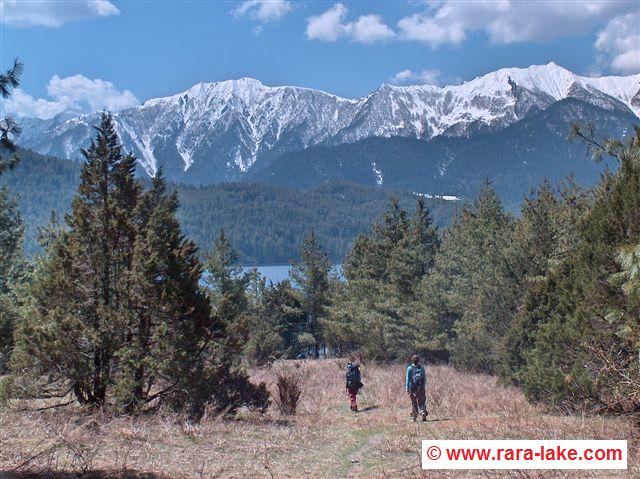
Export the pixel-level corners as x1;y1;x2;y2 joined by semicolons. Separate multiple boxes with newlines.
1;149;458;263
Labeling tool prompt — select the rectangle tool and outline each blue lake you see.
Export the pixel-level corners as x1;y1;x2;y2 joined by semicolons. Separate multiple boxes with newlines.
242;265;343;284
242;265;292;284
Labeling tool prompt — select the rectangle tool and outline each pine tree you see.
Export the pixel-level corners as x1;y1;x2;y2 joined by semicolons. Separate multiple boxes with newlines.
244;277;306;364
290;231;332;358
520;127;640;412
202;230;250;350
0;59;23;174
0;189;22;373
326;197;440;360
267;279;306;357
11;114;140;406
497;180;590;386
0;58;24;373
429;182;513;373
9;115;269;418
388;197;439;298
243;274;286;367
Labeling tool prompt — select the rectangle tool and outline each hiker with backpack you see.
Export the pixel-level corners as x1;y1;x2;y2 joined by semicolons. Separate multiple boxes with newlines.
406;354;428;421
345;360;363;411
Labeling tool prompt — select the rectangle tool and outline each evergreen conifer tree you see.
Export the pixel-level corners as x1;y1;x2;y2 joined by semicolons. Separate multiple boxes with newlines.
0;58;24;373
0;59;23;174
520;127;640;412
326;197;440;360
203;230;250;350
430;182;513;373
9;114;269;418
290;231;332;358
0;179;23;373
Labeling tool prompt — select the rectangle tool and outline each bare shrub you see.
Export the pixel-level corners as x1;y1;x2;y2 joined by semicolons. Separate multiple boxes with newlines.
273;365;305;416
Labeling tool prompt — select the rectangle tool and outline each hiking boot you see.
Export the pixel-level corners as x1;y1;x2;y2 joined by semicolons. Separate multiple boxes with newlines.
421;410;428;421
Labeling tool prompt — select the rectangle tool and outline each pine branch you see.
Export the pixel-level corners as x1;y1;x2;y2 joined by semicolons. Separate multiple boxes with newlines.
0;58;23;98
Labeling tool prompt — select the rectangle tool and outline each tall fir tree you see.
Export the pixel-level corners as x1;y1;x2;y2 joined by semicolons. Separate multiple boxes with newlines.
0;58;24;373
428;182;513;373
519;127;640;412
203;230;250;350
326;197;440;360
496;179;589;386
0;176;23;374
11;114;138;405
290;231;332;358
244;276;307;365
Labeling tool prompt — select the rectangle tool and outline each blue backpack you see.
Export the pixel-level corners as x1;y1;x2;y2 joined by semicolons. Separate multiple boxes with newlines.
410;365;425;391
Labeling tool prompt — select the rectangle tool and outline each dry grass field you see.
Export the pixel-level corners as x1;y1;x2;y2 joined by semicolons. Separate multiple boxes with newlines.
1;360;638;479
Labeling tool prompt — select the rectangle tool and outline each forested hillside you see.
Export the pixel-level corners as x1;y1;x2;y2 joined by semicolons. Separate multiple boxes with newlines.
249;99;633;209
0;149;458;263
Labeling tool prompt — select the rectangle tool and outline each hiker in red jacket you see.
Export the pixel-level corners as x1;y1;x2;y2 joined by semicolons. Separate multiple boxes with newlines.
346;361;363;411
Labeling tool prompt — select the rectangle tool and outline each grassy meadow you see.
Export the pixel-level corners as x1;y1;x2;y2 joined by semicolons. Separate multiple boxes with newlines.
1;360;638;479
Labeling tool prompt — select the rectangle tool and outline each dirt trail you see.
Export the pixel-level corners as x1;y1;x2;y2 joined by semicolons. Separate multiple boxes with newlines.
342;414;513;478
345;431;386;478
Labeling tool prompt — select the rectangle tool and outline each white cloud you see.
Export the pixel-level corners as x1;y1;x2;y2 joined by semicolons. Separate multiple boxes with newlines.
594;12;640;74
306;3;395;44
390;69;442;85
0;0;119;27
233;0;292;23
351;14;396;44
397;1;637;48
389;68;462;86
306;3;349;42
4;75;139;119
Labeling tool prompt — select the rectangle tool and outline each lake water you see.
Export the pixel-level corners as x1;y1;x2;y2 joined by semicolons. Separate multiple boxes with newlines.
242;265;292;284
242;264;343;284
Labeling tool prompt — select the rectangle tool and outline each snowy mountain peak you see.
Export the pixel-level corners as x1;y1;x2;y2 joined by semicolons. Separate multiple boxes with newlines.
197;77;266;100
19;64;640;184
470;62;577;98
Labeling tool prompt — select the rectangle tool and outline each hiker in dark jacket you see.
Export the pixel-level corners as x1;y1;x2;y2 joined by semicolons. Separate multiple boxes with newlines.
345;361;363;411
406;354;428;421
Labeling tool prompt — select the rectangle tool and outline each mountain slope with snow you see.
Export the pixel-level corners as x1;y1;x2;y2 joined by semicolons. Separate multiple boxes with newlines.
18;63;640;184
250;97;637;209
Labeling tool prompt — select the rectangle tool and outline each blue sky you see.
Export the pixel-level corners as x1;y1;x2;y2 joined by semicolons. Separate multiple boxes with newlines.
1;0;639;119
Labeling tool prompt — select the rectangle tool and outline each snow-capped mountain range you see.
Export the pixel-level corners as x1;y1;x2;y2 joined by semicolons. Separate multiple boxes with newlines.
18;63;640;184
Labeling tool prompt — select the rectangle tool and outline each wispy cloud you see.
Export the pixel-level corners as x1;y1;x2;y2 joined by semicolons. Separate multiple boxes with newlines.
0;0;119;28
233;0;292;24
389;69;462;87
306;3;395;44
5;75;139;119
390;69;441;86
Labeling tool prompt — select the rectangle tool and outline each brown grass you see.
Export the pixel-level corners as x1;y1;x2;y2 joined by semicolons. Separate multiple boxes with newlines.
1;361;638;478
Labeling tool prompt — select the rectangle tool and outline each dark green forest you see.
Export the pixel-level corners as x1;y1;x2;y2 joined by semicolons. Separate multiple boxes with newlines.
0;149;458;264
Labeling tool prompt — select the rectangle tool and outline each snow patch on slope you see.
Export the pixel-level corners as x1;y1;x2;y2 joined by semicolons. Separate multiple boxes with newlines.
372;162;383;186
414;192;460;201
